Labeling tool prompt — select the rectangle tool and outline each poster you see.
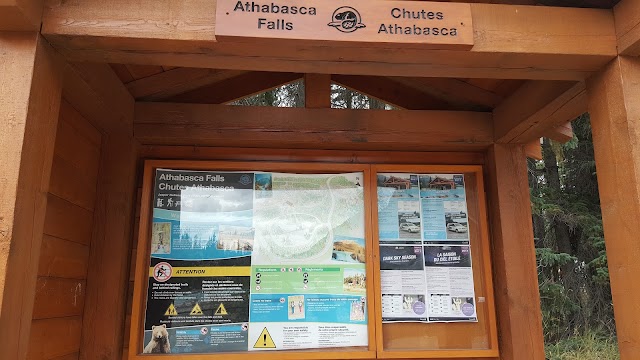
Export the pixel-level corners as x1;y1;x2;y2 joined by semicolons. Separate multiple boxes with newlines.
143;169;368;354
377;173;477;323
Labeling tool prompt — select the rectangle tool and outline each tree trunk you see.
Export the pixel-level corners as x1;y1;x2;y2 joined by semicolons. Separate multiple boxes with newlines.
542;138;574;276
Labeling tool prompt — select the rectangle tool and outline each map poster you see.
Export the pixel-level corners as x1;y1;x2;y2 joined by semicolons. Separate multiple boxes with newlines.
142;169;369;353
248;172;368;351
143;169;254;354
377;173;477;323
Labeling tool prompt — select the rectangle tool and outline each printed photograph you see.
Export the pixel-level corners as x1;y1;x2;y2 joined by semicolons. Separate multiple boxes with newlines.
377;173;419;198
254;173;272;198
343;268;366;294
143;324;171;354
402;294;426;315
332;237;366;263
444;200;469;240
419;174;466;199
151;222;171;254
397;200;421;239
350;298;366;321
217;225;254;251
451;297;475;317
287;295;305;320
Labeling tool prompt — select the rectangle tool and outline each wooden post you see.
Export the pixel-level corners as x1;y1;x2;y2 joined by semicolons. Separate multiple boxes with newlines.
586;56;640;359
304;73;331;108
59;63;140;360
486;144;546;360
0;32;63;359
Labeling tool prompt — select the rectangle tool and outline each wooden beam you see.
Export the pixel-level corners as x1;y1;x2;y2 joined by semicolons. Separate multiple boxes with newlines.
614;0;640;56
0;33;63;360
139;146;486;165
389;77;504;111
42;1;616;80
0;0;43;31
545;122;574;143
305;74;331;108
166;71;302;104
486;144;545;360
134;103;493;151
586;56;640;359
525;139;543;160
63;63;139;360
125;68;246;101
331;75;454;110
494;81;587;143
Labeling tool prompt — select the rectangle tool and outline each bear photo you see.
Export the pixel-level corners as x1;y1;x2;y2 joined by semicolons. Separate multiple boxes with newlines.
143;324;171;354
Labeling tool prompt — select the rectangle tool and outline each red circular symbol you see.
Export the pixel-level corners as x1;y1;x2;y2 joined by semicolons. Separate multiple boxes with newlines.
153;262;172;282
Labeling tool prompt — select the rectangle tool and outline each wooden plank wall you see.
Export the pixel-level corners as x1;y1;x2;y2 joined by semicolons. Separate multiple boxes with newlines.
27;100;103;359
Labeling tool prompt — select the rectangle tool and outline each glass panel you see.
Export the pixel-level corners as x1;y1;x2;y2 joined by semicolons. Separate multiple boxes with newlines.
143;169;368;354
376;172;491;351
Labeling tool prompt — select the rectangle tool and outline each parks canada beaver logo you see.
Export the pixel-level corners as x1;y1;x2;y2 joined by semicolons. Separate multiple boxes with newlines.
328;6;365;33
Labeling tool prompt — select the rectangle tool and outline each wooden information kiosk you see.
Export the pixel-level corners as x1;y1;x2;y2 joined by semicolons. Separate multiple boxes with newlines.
1;0;639;360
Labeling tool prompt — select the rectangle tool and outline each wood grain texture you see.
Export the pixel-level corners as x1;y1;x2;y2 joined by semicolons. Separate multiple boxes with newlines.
494;81;587;143
42;1;616;80
586;56;640;358
32;277;86;319
43;194;94;245
27;316;83;359
305;74;331;108
0;0;44;31
0;33;63;360
331;75;455;110
140;146;487;165
546;122;575;143
166;71;302;104
126;68;246;101
49;155;98;211
38;235;90;279
215;0;474;49
614;0;640;55
389;77;503;111
134;103;494;151
525;139;543;160
55;101;102;172
76;65;139;360
486;144;545;360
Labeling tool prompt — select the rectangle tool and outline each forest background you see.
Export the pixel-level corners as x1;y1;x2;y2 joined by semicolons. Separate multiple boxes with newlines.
237;81;619;360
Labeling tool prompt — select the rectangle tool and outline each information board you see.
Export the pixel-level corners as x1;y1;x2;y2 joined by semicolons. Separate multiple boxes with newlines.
142;169;368;354
376;173;477;323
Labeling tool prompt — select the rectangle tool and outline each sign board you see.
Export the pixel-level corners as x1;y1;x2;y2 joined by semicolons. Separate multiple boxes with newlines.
215;0;474;49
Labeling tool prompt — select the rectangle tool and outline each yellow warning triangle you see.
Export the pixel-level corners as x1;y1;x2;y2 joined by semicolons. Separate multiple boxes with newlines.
214;303;228;315
253;327;276;349
190;303;203;315
164;303;178;316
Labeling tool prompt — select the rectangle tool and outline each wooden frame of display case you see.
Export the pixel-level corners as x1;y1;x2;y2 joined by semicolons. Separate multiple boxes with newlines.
130;160;498;359
370;165;498;359
129;160;377;360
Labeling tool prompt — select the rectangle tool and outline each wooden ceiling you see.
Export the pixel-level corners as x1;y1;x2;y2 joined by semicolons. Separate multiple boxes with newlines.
108;0;618;109
110;64;524;112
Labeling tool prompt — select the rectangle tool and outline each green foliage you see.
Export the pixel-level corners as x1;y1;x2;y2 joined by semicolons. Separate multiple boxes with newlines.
545;330;620;360
531;114;617;350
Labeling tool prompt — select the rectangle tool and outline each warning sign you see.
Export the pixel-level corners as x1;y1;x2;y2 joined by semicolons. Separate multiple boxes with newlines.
190;303;204;315
164;303;178;316
253;327;276;349
215;303;228;315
